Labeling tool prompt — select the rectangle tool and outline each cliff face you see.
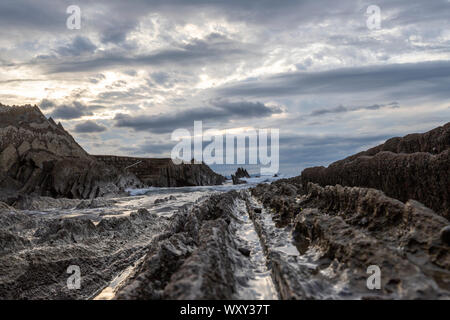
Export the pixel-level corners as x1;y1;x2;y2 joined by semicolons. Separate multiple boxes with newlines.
0;104;141;202
94;155;225;187
301;122;450;218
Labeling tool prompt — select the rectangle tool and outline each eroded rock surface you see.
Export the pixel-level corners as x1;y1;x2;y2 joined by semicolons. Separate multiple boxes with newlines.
0;202;169;299
249;180;450;299
302;122;450;218
116;192;244;299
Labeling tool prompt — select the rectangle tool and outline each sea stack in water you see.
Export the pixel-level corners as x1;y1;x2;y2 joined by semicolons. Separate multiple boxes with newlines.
235;167;250;179
231;167;250;185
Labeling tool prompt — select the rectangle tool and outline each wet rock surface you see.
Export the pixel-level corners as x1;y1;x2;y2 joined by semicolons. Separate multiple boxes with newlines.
0;198;171;299
249;180;450;299
235;167;251;179
231;167;250;185
1;179;449;300
116;192;244;299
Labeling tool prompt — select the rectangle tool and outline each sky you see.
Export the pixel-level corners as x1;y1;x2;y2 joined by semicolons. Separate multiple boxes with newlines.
1;0;449;175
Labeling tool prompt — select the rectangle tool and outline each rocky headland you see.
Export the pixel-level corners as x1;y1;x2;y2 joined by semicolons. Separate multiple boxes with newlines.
0;104;225;206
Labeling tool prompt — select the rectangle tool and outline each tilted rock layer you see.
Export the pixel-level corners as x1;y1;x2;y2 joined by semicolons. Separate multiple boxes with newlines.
249;180;449;299
301;122;450;218
0;104;141;202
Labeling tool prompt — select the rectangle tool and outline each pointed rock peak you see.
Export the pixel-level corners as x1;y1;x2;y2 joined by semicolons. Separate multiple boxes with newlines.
48;117;57;126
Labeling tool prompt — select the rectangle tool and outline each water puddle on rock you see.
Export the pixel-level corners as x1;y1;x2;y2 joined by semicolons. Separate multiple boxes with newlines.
231;198;279;300
93;256;145;300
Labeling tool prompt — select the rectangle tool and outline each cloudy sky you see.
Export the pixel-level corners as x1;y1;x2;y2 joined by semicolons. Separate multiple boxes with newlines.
1;0;449;175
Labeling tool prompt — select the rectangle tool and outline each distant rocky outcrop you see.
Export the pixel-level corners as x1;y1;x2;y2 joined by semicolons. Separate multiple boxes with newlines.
231;167;250;185
94;155;225;187
231;175;246;185
235;167;250;179
301;122;450;219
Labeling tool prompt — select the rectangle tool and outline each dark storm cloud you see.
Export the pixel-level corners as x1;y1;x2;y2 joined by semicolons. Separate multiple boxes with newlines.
218;60;450;100
50;103;92;120
74;120;107;133
41;33;251;74
0;0;66;31
113;99;283;133
46;101;105;120
309;102;399;116
148;72;175;88
39;99;56;110
56;36;97;56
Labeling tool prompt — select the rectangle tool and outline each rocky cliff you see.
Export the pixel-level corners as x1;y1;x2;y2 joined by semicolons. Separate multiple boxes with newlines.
301;122;450;219
0;104;139;202
94;155;225;187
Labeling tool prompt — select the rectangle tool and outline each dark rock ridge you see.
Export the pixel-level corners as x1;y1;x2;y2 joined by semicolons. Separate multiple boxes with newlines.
115;192;246;299
0;104;142;202
94;155;225;187
249;180;450;299
301;122;450;218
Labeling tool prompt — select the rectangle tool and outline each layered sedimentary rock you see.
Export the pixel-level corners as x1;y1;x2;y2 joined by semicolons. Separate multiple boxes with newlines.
249;180;450;299
0;104;141;202
116;191;244;299
94;155;225;187
0;201;169;299
301;122;450;218
113;178;450;300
